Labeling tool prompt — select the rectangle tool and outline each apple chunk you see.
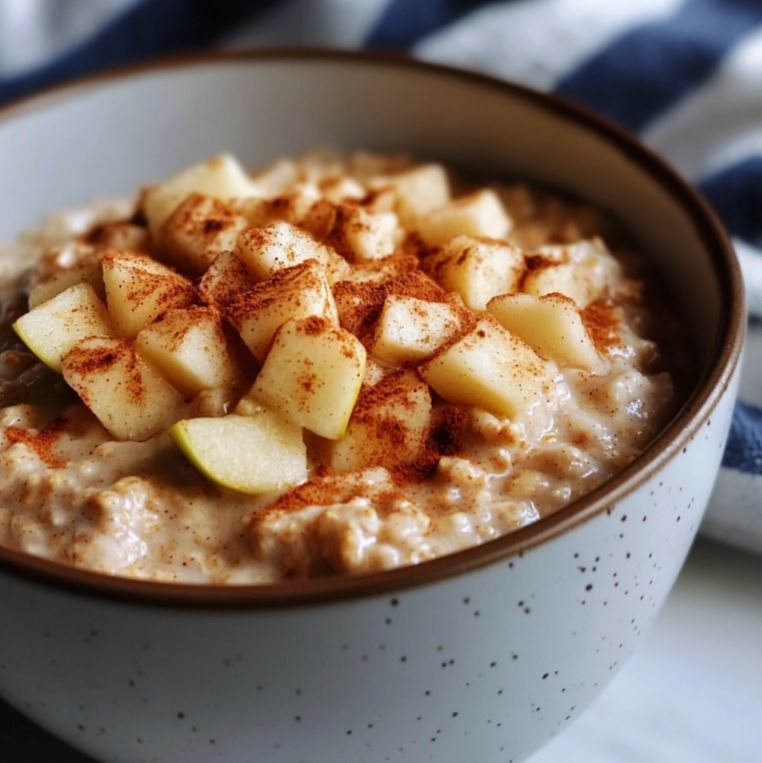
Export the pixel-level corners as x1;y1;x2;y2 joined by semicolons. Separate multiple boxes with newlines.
225;259;337;361
381;163;450;224
488;292;601;370
160;193;249;276
370;295;468;364
424;235;525;310
102;250;195;338
418;189;512;247
198;251;258;308
419;316;554;419
62;337;184;440
28;247;104;308
170;412;307;494
142;154;261;235
13;283;113;372
329;370;431;472
251;316;367;439
236;220;335;280
136;305;240;394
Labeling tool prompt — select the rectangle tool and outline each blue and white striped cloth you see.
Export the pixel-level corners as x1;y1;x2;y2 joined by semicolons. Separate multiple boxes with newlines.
1;0;760;552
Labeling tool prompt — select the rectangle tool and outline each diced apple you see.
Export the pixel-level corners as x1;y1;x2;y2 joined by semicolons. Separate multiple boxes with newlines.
160;193;249;276
13;283;113;372
321;176;366;203
251;316;366;439
102;250;195;338
340;206;399;261
526;238;621;306
332;271;447;338
521;261;598;306
28;256;104;309
340;253;419;284
418;189;512;247
236;220;336;280
170;411;307;494
488;292;601;370
305;202;399;261
370;295;467;364
249;157;301;196
329;370;431;472
62;337;184;440
87;221;151;252
382;163;450;224
142;154;261;235
419;315;554;419
198;251;258;308
237;184;322;228
226;259;337;361
424;235;525;310
136;305;240;394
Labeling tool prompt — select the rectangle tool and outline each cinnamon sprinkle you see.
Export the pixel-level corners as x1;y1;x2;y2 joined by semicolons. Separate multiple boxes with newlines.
5;418;67;467
581;300;621;353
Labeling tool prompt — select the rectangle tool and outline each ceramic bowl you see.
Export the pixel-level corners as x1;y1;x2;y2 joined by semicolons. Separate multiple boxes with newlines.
0;52;743;763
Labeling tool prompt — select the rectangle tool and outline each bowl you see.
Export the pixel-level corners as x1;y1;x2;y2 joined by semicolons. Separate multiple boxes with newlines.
0;51;743;763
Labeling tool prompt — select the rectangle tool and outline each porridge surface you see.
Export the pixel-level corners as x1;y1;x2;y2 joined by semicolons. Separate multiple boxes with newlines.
0;151;685;583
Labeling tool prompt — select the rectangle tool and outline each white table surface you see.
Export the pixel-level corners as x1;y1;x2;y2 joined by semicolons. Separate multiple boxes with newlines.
3;538;761;762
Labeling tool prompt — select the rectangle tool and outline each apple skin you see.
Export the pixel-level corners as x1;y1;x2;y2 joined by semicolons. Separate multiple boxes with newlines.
12;282;113;372
170;412;308;494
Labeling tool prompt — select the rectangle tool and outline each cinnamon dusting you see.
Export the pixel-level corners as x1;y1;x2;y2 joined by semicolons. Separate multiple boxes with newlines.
5;418;67;467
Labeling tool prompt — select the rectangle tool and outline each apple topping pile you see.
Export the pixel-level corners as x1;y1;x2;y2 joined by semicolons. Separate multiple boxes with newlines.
12;152;638;498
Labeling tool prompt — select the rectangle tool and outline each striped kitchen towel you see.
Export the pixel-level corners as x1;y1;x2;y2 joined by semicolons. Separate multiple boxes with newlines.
0;0;760;552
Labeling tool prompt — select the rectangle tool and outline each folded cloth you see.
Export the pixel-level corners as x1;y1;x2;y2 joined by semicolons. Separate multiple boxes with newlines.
0;0;759;551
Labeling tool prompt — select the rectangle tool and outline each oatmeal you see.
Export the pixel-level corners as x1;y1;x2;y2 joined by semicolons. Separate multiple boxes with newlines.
0;151;685;583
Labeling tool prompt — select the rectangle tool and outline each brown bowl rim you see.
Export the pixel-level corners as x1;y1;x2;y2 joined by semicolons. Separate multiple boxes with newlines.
0;49;745;609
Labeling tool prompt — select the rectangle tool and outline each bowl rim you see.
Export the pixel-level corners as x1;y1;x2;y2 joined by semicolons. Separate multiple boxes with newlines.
0;49;745;609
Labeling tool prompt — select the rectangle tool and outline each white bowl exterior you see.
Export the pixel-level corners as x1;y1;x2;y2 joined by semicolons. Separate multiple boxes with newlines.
0;370;737;763
0;58;740;763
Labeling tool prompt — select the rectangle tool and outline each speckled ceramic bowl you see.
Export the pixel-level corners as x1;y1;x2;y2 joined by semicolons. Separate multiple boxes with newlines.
0;52;744;763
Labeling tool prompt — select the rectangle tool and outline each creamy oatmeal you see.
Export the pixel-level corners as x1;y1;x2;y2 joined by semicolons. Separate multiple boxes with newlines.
0;151;686;583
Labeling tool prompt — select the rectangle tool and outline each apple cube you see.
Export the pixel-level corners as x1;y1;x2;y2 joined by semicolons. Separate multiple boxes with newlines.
136;305;240;394
170;411;307;494
226;259;337;361
160;193;249;276
87;222;150;252
198;251;258;308
238;184;321;227
370;295;467;364
249;157;300;196
28;256;104;309
525;238;620;306
340;253;419;284
340;206;399;261
321;176;367;203
333;270;448;339
329;370;431;472
142;154;261;235
488;292;601;370
62;337;184;440
251;316;367;439
418;189;512;246
306;202;399;261
521;261;598;306
236;220;335;280
424;235;525;310
13;283;113;372
419;315;554;419
383;163;450;223
102;250;195;338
